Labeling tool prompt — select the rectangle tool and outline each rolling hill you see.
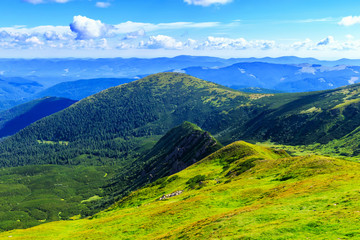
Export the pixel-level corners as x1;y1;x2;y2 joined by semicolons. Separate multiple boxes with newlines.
2;141;359;239
103;121;222;205
0;72;256;167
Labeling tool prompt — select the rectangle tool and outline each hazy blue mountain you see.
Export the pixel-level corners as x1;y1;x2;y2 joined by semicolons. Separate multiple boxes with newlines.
1;56;360;110
35;78;133;100
0;97;76;138
0;77;45;110
1;56;360;83
182;62;360;92
0;56;231;82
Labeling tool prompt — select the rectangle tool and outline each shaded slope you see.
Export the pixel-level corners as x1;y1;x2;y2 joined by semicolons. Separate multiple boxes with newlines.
0;97;76;138
4;142;360;239
35;78;132;100
103;121;222;204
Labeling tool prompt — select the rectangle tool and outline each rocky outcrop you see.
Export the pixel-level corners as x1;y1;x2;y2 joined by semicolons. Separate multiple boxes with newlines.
158;190;183;201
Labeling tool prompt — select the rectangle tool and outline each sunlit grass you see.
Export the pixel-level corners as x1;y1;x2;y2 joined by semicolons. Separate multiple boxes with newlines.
2;141;359;239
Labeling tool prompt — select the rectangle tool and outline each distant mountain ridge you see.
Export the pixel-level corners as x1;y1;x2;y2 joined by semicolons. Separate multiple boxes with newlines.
181;62;360;92
35;78;132;100
0;97;76;138
1;56;360;111
1;55;360;81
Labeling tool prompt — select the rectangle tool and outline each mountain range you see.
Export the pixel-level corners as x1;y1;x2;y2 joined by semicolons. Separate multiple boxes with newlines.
181;62;360;92
2;56;360;81
2;56;360;111
1;72;360;238
1;72;360;168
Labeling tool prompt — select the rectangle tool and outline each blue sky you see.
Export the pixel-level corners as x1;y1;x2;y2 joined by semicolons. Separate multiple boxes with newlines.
1;0;360;58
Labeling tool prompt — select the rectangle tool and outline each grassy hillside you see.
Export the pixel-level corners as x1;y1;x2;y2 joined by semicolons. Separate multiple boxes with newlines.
3;141;360;239
103;121;222;205
0;164;118;232
0;97;76;138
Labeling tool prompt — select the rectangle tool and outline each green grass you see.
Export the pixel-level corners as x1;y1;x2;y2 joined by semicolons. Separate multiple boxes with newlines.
2;141;359;239
0;165;118;232
257;140;360;162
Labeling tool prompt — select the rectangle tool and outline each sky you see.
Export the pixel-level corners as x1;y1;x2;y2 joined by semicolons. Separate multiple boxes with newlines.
1;0;360;59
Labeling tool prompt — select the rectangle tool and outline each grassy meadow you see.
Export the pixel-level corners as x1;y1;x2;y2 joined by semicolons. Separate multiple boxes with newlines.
1;141;359;239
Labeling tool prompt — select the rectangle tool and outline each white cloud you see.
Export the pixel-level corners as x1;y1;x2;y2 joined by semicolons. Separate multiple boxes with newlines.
349;77;359;84
200;36;275;50
184;0;232;7
122;29;146;40
202;36;249;49
317;36;335;46
25;36;44;45
70;15;112;40
338;16;360;26
296;18;333;23
95;2;111;8
140;35;183;49
291;38;312;49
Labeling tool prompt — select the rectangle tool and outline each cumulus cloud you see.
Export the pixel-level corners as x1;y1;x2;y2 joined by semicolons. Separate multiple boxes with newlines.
70;15;112;40
184;0;232;7
122;29;146;40
200;36;275;50
291;38;312;49
25;36;44;45
95;2;111;8
338;16;360;26
288;36;360;51
140;35;183;49
317;36;335;46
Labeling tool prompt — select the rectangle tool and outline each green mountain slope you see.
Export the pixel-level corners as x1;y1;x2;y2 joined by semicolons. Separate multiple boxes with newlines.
1;72;360;168
0;97;76;138
3;141;360;239
0;73;255;167
103;121;222;205
229;84;360;153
